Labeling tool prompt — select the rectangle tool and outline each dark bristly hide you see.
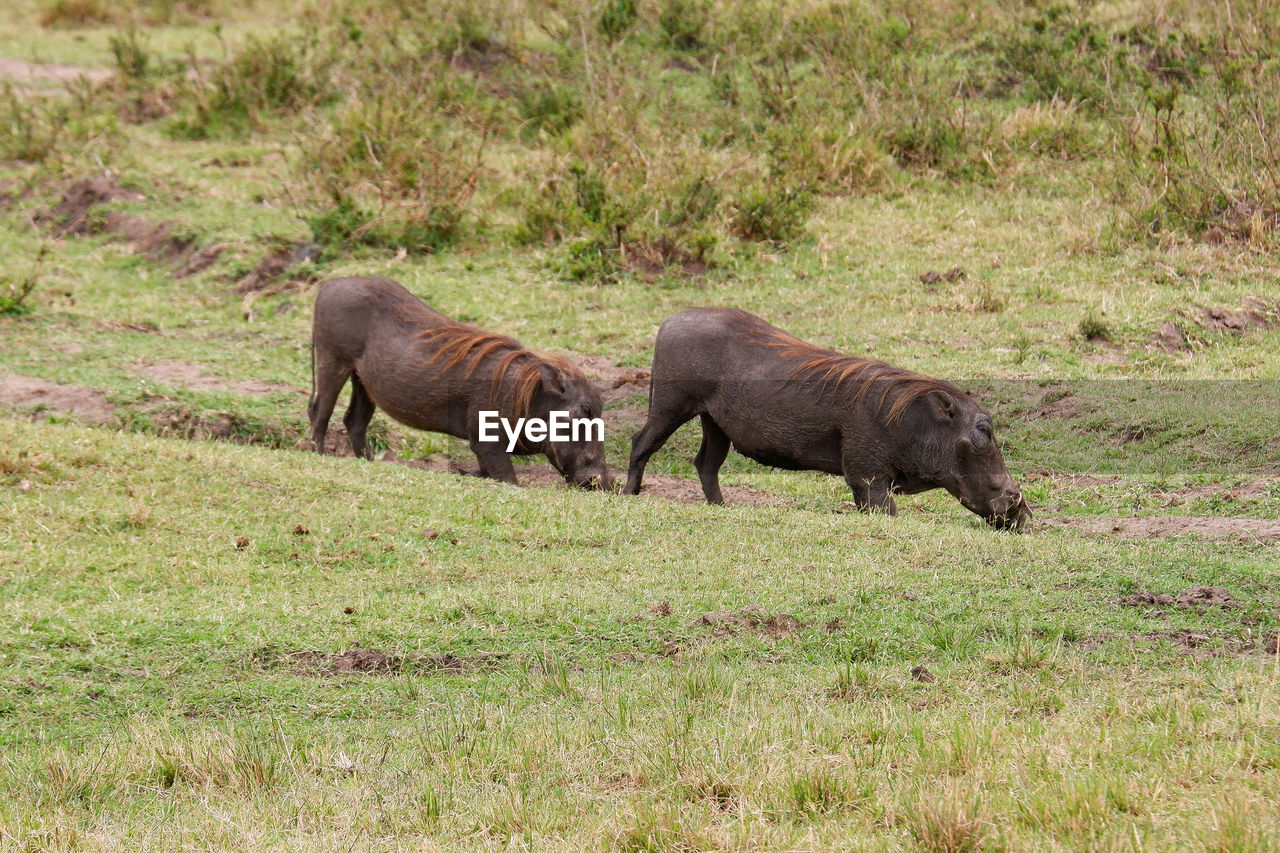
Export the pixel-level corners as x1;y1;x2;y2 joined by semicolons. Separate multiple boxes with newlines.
309;276;610;488
624;307;1030;530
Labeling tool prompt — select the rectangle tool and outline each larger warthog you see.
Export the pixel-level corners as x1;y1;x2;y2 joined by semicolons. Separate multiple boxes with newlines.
309;276;610;488
623;308;1030;529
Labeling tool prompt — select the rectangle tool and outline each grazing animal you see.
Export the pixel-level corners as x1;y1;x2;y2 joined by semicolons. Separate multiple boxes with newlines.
623;308;1030;529
309;276;611;489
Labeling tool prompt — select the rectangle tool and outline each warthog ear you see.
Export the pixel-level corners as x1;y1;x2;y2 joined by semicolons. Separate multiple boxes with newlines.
924;389;957;422
539;362;568;396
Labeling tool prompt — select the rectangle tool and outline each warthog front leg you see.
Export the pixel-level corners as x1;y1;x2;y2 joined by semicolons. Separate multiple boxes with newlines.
468;436;519;484
844;471;897;515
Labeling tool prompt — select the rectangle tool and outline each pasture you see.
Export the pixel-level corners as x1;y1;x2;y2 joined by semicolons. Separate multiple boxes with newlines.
2;0;1279;849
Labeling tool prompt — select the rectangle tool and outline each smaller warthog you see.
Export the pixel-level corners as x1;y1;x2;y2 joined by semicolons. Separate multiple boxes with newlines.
624;308;1030;529
309;276;610;488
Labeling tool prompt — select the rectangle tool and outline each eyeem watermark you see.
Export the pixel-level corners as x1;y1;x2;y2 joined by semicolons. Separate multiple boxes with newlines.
478;410;604;452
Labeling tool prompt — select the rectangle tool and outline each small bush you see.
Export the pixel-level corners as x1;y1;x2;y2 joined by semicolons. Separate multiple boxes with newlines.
297;85;489;254
728;183;812;243
1079;310;1112;342
599;0;638;41
171;29;339;138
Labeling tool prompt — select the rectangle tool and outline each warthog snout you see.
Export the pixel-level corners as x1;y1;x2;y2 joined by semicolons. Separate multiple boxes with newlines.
985;490;1032;531
567;466;612;491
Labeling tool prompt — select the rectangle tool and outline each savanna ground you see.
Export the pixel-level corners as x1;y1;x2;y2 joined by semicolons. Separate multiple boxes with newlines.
1;0;1279;849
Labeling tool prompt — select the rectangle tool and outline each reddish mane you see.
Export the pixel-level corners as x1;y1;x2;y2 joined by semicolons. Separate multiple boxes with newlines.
418;323;582;417
753;325;959;424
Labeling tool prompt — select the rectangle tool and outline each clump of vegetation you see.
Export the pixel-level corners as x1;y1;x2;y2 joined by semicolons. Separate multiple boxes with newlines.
171;29;341;139
296;83;490;254
10;0;1280;261
1079;310;1112;342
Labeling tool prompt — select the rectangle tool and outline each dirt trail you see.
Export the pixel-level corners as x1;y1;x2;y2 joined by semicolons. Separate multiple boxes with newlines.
391;456;784;507
0;58;112;86
131;360;301;397
1044;515;1280;541
0;373;114;425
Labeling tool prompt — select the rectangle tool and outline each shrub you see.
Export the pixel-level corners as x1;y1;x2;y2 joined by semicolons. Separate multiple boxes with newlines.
296;85;490;254
171;29;340;138
728;182;812;243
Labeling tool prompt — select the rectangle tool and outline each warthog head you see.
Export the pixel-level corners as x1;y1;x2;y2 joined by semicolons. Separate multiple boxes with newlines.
535;363;613;490
914;390;1031;531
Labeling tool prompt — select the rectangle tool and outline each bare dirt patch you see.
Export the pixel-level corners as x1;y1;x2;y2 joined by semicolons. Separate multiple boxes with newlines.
1120;585;1241;610
288;647;498;676
392;456;784;506
131;359;301;397
572;354;651;402
1030;392;1094;419
37;178;225;276
620;239;710;278
0;373;114;425
233;244;321;295
919;266;966;285
1153;298;1278;350
1047;515;1280;541
1024;471;1122;488
695;605;804;638
0;58;112;86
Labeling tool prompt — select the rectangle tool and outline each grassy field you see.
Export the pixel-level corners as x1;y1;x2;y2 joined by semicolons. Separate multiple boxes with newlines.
2;0;1280;849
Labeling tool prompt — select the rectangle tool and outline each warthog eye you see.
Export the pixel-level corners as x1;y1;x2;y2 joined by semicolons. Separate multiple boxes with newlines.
971;421;993;450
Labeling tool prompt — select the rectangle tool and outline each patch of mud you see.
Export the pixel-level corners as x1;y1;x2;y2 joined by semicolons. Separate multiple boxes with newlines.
392;456;784;506
0;58;113;86
1047;515;1280;541
38;178;224;276
919;266;966;285
288;647;496;676
572;355;651;402
1029;391;1094;419
137;402;298;446
1153;298;1278;350
38;177;144;237
0;373;114;425
1120;585;1240;610
1024;471;1122;488
695;605;804;638
620;239;710;278
1149;321;1189;353
131;359;301;397
233;244;321;294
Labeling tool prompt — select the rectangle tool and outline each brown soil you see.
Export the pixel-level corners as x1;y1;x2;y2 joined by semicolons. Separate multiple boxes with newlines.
620;239;710;278
38;178;225;275
572;354;651;402
695;605;804;638
233;244;320;294
1154;298;1278;350
131;359;301;397
1152;479;1274;505
1120;585;1240;610
1046;515;1280;541
919;266;966;285
0;373;114;425
1149;320;1189;353
38;177;143;237
1193;298;1277;333
0;58;113;86
391;455;784;506
288;647;496;676
1030;393;1094;419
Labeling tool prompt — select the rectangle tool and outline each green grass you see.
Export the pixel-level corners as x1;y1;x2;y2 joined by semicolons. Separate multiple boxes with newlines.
2;418;1279;850
2;0;1280;848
